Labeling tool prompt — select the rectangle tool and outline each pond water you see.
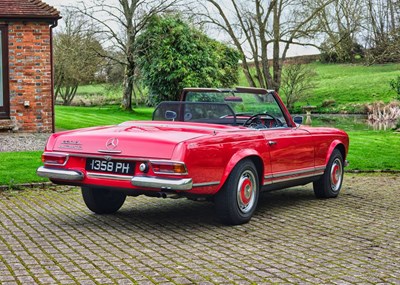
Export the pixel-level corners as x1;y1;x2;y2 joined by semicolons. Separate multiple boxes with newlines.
299;114;397;131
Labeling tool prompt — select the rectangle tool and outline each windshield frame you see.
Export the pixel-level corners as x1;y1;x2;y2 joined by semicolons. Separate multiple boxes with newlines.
181;87;295;128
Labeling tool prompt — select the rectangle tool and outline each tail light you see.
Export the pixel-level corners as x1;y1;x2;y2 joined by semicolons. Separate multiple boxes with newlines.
150;161;188;175
42;152;69;166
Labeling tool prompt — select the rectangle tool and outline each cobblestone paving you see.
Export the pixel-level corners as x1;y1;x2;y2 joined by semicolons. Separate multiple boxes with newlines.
0;174;399;285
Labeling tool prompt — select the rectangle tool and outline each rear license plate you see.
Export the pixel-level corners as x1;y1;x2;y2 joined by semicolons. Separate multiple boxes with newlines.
85;158;134;175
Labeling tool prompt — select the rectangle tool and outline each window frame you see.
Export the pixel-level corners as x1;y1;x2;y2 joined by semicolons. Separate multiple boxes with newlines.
0;24;10;119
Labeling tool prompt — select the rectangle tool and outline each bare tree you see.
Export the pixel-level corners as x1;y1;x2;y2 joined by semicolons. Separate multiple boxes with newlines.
363;0;400;63
316;0;364;62
74;0;181;110
195;0;333;91
280;62;317;111
54;9;104;105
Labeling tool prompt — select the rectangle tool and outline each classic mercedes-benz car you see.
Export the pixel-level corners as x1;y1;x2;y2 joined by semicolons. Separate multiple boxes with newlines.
37;87;349;225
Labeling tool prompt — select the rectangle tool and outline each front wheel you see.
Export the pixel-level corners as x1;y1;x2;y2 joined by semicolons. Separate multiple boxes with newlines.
313;149;344;198
215;159;259;225
81;187;126;214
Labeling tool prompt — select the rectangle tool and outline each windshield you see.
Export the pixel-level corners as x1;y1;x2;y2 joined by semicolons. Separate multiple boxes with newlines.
152;89;290;129
184;90;289;128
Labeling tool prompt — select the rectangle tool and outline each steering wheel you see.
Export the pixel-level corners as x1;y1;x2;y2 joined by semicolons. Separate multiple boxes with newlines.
243;112;282;128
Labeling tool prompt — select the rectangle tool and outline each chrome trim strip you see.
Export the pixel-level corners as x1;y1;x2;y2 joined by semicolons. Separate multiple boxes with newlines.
36;166;84;181
273;167;319;178
272;171;325;184
263;168;326;186
87;172;132;181
65;153;136;160
131;176;193;191
97;150;122;154
192;181;220;188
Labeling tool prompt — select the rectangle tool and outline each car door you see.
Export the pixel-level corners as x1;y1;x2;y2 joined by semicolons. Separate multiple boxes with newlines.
263;127;315;184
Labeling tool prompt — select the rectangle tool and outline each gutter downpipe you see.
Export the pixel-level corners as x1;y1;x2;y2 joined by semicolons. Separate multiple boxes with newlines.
50;19;58;133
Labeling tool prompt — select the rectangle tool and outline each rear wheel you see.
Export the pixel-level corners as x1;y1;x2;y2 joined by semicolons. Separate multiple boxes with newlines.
81;187;126;214
313;149;344;198
215;159;259;225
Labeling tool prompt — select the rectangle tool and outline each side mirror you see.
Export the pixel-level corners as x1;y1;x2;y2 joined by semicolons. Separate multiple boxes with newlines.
165;110;177;121
293;116;303;125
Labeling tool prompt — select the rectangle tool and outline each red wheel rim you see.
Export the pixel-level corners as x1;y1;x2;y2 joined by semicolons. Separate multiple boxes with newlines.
330;158;343;191
236;170;257;214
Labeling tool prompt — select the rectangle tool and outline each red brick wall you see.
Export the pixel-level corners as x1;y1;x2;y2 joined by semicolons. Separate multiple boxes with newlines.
8;21;53;133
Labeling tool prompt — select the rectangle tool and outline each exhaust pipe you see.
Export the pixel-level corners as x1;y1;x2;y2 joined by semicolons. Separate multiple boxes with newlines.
144;192;181;199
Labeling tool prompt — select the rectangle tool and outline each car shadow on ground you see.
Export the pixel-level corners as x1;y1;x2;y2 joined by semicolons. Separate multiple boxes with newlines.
61;186;320;229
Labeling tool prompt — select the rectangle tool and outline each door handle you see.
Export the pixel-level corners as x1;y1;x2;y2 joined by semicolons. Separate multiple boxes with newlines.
268;140;277;146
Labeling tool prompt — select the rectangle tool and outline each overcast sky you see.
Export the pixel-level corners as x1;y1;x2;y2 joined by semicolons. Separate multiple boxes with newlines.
44;0;319;57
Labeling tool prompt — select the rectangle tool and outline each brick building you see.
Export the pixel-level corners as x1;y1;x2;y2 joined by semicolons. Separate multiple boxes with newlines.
0;0;60;133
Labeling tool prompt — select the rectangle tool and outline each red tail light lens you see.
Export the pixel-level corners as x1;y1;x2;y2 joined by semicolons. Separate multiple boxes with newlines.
151;161;188;175
42;153;68;166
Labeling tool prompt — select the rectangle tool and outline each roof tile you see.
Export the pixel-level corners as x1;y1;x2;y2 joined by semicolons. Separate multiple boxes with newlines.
0;0;61;20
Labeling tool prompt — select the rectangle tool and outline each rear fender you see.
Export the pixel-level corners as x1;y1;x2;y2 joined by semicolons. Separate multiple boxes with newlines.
325;140;346;165
218;149;264;191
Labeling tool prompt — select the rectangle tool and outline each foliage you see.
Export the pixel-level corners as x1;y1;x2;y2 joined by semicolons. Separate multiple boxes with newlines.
136;15;240;105
280;63;317;111
54;9;104;105
320;39;364;63
365;29;400;64
75;0;182;110
389;76;400;100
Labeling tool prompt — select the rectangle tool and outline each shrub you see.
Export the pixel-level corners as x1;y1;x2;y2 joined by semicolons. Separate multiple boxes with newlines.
389;76;400;100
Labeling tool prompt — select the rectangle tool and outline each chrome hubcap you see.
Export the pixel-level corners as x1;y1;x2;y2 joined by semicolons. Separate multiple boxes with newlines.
330;158;343;192
237;170;256;214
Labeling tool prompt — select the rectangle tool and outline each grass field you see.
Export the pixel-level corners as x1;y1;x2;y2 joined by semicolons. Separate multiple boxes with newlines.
55;105;154;130
0;151;46;186
238;62;400;113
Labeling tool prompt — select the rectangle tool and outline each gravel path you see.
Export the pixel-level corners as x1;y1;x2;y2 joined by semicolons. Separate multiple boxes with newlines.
0;133;50;152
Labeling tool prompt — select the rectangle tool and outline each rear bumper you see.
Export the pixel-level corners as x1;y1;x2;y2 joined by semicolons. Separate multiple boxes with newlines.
131;176;192;191
37;166;193;191
37;166;84;181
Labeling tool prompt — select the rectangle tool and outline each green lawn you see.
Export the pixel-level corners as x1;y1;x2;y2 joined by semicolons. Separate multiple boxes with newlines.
0;151;46;186
308;63;400;111
55;105;153;130
346;131;400;170
239;62;400;113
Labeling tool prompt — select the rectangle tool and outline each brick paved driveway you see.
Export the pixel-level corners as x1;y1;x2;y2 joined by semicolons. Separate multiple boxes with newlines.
0;174;399;285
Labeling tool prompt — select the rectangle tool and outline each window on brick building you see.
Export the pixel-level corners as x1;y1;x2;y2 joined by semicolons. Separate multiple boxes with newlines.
0;25;9;118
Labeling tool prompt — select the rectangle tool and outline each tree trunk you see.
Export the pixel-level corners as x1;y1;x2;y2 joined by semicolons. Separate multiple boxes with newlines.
122;65;134;110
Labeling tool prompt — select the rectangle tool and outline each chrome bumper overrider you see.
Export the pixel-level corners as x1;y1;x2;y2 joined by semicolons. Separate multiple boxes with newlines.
131;176;193;191
37;166;84;181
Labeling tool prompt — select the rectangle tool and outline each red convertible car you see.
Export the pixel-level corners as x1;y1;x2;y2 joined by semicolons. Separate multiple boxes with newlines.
37;87;349;225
